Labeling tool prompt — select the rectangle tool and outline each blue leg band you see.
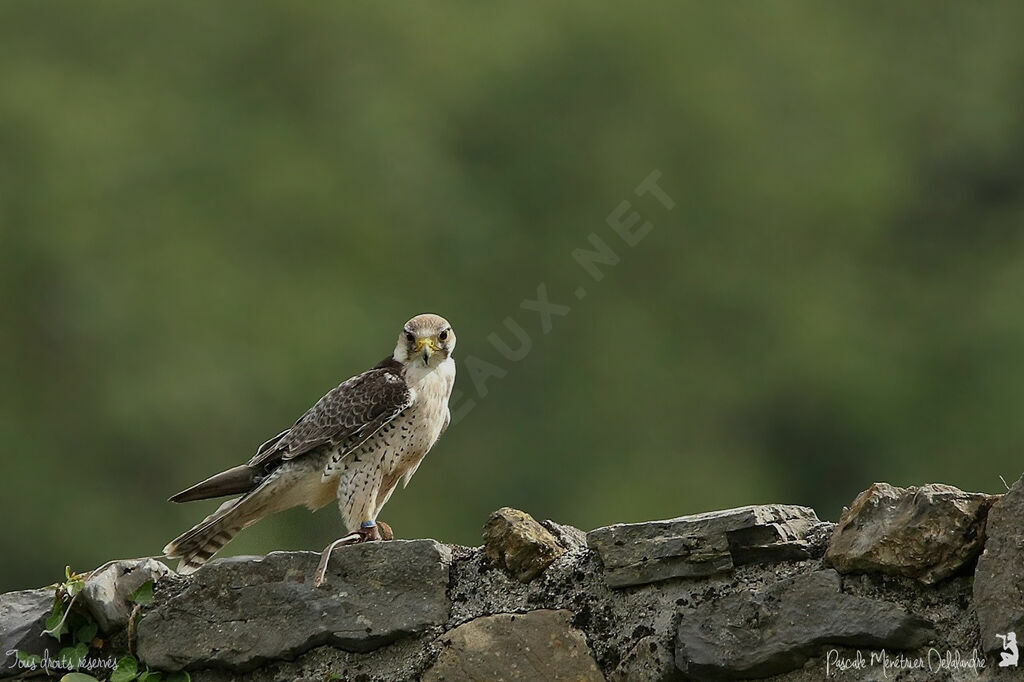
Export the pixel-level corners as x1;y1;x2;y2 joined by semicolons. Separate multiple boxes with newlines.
361;520;377;528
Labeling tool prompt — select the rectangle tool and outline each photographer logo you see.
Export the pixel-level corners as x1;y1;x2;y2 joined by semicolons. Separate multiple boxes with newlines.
996;632;1018;668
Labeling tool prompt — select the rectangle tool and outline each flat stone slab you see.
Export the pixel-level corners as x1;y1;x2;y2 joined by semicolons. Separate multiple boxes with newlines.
675;569;936;680
974;475;1024;653
825;482;997;584
587;504;820;587
136;540;451;671
423;610;605;681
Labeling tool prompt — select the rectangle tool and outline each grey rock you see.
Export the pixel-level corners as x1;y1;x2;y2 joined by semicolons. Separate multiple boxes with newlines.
541;519;589;550
825;482;997;584
484;508;565;583
975;474;1024;653
802;521;837;559
423;610;605;682
610;635;678;682
0;498;997;682
675;569;936;680
587;504;821;588
136;540;451;671
81;558;173;633
0;588;57;679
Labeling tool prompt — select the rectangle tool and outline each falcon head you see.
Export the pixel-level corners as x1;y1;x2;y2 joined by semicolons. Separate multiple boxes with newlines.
394;313;456;367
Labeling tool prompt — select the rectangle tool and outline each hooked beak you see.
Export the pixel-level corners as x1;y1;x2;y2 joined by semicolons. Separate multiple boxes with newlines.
414;337;441;363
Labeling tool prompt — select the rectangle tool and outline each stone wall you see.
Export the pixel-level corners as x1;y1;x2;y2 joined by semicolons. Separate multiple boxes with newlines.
2;477;1022;681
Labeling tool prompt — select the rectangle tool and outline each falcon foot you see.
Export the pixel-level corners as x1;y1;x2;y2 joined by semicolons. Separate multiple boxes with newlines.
313;523;391;587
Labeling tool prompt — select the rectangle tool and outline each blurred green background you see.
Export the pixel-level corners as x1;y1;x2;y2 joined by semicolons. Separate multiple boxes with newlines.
2;3;1023;592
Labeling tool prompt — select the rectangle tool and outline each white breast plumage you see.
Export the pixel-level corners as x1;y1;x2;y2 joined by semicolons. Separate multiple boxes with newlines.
322;357;455;483
162;312;458;581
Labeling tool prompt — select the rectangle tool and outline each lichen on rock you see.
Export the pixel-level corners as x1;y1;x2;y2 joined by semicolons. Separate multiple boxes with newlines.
0;483;1013;681
483;507;566;583
974;474;1024;653
824;482;997;584
423;610;605;681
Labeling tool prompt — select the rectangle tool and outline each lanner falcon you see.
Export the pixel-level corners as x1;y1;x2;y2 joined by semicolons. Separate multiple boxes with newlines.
163;313;456;586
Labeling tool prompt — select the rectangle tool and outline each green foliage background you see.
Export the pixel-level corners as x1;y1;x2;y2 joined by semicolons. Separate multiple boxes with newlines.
2;3;1023;591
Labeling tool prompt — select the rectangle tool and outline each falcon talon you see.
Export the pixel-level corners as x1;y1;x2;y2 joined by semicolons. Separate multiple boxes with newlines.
162;314;457;577
359;523;383;542
314;524;387;586
313;533;364;587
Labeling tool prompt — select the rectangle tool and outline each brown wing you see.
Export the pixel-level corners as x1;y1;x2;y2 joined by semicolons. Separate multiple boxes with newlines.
248;362;411;470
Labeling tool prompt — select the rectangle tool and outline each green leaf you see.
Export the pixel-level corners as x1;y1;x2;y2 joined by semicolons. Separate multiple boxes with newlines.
72;642;88;668
45;602;69;640
74;622;98;645
16;651;42;667
165;673;191;682
110;654;139;682
66;578;86;597
58;642;88;670
138;672;163;682
67;610;89;633
60;674;99;682
129;581;154;605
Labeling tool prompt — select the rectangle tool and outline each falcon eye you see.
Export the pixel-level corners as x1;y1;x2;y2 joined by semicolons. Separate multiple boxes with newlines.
405;332;415;343
438;329;449;341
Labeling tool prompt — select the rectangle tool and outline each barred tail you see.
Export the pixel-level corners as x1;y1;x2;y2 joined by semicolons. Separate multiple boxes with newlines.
163;496;263;574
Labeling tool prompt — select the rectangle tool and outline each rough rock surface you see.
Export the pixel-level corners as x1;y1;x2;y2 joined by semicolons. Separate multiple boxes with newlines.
484;507;565;582
0;588;56;678
825;482;997;584
675;569;936;679
0;484;1013;681
587;504;822;587
422;610;604;681
609;635;676;682
136;540;451;671
974;475;1024;653
82;558;172;633
541;519;589;550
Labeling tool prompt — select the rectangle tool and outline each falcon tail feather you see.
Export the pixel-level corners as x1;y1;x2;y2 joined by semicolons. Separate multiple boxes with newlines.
163;489;272;574
163;498;232;572
168;464;260;503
